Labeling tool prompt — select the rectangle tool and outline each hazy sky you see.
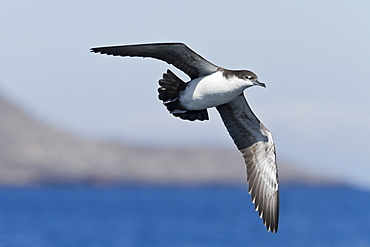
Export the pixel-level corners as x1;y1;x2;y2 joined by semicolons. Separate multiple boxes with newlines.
1;1;369;188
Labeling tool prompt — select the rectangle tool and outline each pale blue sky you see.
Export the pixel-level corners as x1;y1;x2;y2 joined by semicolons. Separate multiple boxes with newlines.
0;1;369;187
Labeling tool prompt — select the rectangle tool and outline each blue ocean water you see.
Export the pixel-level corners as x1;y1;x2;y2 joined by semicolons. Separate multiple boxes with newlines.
0;185;369;247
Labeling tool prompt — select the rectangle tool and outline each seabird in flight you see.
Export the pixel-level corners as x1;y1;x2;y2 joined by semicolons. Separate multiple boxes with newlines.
90;43;279;233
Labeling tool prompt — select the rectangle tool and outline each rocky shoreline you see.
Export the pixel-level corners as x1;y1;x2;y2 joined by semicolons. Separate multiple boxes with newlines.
0;94;336;186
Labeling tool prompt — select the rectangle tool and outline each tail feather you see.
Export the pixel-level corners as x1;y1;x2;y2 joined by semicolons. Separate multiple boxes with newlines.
158;70;186;102
158;70;209;121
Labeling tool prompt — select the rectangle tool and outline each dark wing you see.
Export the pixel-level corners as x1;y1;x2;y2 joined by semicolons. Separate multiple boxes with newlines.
90;43;219;80
216;94;279;233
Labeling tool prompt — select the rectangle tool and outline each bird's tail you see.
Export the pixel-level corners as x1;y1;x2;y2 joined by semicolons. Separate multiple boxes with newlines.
158;70;209;121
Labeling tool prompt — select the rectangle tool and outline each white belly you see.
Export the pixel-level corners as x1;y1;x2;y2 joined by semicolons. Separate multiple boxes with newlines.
179;71;249;110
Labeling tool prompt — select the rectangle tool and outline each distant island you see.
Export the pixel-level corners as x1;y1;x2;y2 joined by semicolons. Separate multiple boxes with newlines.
0;92;337;186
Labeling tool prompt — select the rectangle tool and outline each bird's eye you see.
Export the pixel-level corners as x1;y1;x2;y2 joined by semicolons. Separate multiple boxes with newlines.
246;75;255;80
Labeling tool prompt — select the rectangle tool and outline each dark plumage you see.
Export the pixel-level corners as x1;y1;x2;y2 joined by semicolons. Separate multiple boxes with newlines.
91;42;279;233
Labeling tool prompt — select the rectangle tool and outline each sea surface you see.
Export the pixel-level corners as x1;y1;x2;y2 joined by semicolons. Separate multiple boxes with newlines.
0;185;369;247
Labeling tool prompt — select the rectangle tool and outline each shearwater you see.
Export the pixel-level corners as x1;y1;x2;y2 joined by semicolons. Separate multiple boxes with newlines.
91;42;279;233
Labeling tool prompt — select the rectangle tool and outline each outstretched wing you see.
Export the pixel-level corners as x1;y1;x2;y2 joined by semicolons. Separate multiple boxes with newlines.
216;94;279;233
90;43;219;80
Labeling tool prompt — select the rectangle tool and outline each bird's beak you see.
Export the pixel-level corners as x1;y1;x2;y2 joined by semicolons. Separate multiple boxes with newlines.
254;80;266;88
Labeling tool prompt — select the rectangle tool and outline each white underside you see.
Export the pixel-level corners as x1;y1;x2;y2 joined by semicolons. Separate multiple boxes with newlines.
179;71;252;110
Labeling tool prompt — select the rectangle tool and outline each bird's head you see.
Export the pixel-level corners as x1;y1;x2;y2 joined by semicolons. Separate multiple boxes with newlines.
221;69;266;88
241;70;266;88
